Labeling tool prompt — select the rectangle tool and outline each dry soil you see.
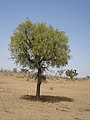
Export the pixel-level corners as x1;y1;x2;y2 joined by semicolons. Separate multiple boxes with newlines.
0;73;90;120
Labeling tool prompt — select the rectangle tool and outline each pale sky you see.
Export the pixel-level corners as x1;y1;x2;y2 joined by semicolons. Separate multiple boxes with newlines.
0;0;90;77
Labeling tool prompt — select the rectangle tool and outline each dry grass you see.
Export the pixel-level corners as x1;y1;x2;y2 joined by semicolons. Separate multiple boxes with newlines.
0;73;90;120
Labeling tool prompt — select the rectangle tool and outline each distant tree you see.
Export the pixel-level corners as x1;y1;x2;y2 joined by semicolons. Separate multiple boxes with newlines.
20;68;28;73
87;76;90;79
57;69;65;77
66;69;78;79
9;19;70;100
0;68;3;72
13;68;17;73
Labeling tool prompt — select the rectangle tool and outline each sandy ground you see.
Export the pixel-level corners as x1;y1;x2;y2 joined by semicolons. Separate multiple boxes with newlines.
0;73;90;120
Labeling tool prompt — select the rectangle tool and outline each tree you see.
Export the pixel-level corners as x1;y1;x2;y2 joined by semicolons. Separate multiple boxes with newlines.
57;69;65;77
87;76;90;79
13;68;17;73
20;68;28;73
9;19;70;100
65;69;78;79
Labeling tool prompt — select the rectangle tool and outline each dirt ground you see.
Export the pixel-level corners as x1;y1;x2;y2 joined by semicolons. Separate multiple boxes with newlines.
0;73;90;120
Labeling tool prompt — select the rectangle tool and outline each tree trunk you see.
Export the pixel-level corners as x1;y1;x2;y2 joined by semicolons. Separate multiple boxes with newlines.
36;64;42;100
36;81;41;100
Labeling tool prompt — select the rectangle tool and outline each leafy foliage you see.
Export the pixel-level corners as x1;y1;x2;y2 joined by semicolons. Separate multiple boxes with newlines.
9;19;70;99
65;69;78;79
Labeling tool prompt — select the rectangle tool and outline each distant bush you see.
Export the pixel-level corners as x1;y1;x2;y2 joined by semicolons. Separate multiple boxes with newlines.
57;69;65;77
13;68;17;73
66;69;78;79
20;68;28;73
87;76;90;79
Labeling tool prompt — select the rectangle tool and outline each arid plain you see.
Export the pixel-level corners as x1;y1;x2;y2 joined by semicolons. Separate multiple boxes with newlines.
0;72;90;120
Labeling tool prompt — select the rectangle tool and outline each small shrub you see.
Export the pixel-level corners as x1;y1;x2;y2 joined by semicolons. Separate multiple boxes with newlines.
50;87;54;90
13;68;17;73
65;69;78;79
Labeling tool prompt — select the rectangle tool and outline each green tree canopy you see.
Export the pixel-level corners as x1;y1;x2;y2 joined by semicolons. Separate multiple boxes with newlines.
9;19;70;100
66;69;78;79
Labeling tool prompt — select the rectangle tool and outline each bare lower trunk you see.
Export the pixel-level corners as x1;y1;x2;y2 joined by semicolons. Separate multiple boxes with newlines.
36;61;42;100
36;81;41;100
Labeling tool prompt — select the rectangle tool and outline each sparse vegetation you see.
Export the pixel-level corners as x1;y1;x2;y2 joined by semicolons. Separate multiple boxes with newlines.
0;73;90;120
50;87;54;90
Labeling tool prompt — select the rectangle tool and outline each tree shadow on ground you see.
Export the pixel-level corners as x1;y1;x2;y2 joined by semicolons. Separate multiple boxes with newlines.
21;95;74;103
